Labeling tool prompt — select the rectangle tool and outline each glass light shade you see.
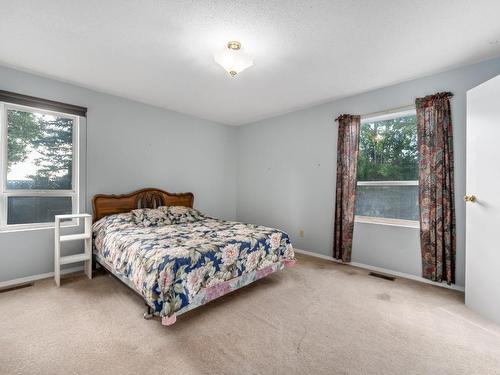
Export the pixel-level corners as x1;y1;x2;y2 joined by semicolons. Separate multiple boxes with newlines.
214;45;254;77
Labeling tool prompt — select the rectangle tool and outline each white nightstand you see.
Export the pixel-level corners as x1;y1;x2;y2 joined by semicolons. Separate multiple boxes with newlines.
54;214;92;286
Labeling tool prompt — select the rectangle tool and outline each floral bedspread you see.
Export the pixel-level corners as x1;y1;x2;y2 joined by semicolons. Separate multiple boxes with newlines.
93;212;295;317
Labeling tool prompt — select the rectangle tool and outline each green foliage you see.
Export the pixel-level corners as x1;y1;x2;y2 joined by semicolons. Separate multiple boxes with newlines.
7;110;41;165
7;109;73;190
29;116;73;189
357;115;418;181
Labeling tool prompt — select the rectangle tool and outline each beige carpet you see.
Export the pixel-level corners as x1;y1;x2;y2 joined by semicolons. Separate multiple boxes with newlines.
1;253;500;375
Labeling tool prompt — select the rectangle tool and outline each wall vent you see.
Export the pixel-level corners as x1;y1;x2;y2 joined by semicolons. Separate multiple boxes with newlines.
369;272;395;281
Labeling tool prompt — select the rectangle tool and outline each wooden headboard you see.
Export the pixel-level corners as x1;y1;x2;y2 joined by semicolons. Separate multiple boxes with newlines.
92;188;194;222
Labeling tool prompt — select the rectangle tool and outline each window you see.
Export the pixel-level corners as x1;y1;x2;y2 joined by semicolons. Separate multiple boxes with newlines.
0;102;79;230
355;107;419;227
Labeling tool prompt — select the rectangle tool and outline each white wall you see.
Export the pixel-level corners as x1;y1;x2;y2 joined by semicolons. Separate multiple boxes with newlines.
236;56;500;287
0;65;237;283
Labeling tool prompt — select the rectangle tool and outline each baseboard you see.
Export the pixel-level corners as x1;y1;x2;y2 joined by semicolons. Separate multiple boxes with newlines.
1;251;464;292
294;248;465;292
0;265;84;289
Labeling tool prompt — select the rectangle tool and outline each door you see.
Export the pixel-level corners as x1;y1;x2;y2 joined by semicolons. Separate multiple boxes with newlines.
466;74;500;325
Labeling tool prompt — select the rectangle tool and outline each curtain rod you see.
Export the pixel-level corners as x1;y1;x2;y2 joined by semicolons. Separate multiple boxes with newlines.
335;105;414;122
360;104;415;120
336;93;454;121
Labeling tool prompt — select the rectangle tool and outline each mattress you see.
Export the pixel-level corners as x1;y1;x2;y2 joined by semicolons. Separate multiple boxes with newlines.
93;212;295;318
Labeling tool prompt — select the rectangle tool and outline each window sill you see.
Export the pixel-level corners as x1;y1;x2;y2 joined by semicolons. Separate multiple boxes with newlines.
355;215;419;229
0;221;79;234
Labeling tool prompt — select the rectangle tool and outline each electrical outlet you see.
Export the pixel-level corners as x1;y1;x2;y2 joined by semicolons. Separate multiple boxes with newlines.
299;229;304;238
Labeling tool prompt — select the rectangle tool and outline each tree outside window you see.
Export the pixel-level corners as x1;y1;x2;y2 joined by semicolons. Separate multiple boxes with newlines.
355;109;419;223
1;104;77;227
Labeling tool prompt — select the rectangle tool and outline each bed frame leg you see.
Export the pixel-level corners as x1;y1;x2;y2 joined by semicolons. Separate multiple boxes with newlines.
143;304;154;320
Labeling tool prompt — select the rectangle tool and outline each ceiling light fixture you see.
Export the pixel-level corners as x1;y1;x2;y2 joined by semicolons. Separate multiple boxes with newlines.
214;41;254;77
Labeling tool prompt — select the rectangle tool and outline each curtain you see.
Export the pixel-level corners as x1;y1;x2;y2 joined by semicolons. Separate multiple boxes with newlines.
333;114;361;262
416;92;456;284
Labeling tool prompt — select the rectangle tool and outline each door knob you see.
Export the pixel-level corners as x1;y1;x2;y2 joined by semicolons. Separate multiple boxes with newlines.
464;195;477;202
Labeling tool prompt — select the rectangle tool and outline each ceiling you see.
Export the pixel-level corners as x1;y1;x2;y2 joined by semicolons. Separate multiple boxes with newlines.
1;1;500;125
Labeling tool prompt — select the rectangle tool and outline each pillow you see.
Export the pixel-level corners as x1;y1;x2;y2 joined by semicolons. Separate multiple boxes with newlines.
158;206;205;224
131;208;172;227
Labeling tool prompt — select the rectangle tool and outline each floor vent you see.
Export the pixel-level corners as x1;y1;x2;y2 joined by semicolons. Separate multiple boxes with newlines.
369;272;395;281
0;282;34;294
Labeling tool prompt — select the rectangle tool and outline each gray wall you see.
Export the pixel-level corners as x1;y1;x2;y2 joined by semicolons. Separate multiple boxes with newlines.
2;56;500;286
236;56;500;287
0;65;237;283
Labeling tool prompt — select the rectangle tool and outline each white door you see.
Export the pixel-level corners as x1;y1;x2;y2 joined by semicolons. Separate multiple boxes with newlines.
466;74;500;325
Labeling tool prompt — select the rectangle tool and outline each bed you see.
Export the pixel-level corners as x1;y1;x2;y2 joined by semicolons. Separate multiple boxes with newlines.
92;188;296;326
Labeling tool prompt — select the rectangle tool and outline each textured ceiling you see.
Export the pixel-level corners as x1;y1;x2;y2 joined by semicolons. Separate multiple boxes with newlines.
1;0;500;125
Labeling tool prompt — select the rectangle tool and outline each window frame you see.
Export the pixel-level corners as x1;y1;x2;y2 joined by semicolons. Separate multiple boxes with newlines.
0;102;79;232
355;106;419;228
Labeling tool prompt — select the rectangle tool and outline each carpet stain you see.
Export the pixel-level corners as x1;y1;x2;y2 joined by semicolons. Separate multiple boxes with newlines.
296;326;307;354
377;293;391;301
343;270;357;275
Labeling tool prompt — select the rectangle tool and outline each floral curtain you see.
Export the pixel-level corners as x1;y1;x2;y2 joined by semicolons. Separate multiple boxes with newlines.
333;114;361;262
416;92;456;284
